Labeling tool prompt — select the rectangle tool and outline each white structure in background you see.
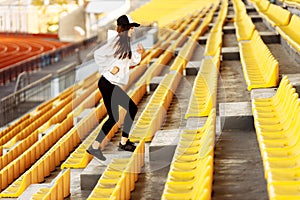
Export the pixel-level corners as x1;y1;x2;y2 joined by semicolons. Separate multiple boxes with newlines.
0;0;35;33
57;0;130;42
0;0;80;34
58;5;86;42
0;0;130;42
85;0;130;38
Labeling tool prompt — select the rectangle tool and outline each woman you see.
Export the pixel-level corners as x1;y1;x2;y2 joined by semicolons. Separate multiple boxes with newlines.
87;15;145;161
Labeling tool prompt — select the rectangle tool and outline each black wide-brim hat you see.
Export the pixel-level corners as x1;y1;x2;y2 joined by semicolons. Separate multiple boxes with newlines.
117;15;140;27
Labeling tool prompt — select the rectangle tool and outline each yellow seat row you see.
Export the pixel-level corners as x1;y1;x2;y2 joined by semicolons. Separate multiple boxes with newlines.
233;0;255;41
87;139;145;200
184;9;209;37
0;114;30;140
134;34;178;86
202;2;225;56
251;76;300;199
0;114;74;197
0;94;71;150
0;101;53;147
0;72;94;146
0;85;72;143
0;130;38;171
31;168;70;200
135;6;218;86
190;8;215;41
203;31;223;57
162;109;216;199
171;29;205;72
232;0;246;12
129;72;182;142
185;47;220;119
239;30;279;90
210;0;228;33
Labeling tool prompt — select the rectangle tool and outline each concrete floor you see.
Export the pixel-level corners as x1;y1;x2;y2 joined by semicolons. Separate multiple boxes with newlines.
213;130;268;200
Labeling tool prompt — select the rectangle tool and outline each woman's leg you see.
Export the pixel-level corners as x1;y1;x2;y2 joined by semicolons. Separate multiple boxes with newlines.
87;76;119;161
112;85;138;138
95;76;119;143
111;85;138;151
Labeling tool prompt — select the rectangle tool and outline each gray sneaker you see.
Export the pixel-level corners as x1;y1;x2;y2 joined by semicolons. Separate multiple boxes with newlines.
87;146;106;161
118;140;136;152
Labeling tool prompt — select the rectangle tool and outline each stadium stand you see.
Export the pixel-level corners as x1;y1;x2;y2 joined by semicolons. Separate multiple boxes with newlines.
1;0;300;199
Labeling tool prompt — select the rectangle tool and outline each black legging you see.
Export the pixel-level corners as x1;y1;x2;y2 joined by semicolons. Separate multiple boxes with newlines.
95;76;138;142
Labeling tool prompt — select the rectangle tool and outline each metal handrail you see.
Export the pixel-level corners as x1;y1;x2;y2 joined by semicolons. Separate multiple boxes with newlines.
0;74;53;126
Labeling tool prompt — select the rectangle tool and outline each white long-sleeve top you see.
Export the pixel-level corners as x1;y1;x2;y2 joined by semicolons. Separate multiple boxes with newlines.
94;36;141;86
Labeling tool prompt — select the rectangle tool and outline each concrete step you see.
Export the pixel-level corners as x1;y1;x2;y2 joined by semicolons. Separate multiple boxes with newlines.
184;61;201;76
250;15;263;22
198;36;208;44
149;129;181;169
223;25;235;34
219;102;253;130
222;47;240;60
260;31;280;44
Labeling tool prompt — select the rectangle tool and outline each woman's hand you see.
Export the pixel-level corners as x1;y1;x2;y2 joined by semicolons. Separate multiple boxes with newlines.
137;43;145;54
110;66;120;75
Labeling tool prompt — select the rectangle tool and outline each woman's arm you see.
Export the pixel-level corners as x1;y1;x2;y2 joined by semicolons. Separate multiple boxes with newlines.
130;43;145;66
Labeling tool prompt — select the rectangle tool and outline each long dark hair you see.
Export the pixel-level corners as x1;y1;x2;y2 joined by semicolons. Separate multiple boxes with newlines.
113;25;132;59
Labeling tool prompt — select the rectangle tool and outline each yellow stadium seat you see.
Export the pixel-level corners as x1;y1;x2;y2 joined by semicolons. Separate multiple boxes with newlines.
259;3;291;27
276;14;300;52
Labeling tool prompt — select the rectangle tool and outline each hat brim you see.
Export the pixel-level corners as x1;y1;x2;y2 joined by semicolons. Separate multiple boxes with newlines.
130;22;140;27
